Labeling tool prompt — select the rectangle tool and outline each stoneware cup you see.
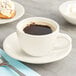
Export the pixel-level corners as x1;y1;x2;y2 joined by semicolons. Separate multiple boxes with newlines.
16;17;60;56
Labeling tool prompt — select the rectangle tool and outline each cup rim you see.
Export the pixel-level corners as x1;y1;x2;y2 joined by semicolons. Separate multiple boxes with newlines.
16;17;59;37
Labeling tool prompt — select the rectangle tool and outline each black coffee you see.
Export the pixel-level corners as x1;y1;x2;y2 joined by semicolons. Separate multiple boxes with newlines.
23;23;53;35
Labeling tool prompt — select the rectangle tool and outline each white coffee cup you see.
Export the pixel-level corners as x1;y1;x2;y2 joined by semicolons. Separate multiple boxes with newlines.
16;17;59;56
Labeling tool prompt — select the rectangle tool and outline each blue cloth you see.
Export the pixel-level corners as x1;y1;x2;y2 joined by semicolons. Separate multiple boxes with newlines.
0;49;40;76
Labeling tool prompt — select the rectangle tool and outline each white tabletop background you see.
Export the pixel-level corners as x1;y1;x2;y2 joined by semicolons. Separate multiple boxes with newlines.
0;0;76;76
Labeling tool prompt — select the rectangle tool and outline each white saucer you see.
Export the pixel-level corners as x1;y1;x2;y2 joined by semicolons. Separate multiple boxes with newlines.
3;32;72;64
0;2;25;24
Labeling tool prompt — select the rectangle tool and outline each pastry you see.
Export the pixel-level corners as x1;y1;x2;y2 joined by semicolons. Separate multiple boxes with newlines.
0;0;16;19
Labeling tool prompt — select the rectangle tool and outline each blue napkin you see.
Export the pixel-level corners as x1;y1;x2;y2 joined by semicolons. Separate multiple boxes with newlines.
0;49;41;76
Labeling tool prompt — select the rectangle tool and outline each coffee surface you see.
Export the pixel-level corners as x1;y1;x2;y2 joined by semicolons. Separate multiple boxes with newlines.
23;23;53;35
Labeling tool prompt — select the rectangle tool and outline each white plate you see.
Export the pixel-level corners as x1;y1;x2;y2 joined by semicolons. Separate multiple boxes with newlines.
0;2;25;24
3;32;72;64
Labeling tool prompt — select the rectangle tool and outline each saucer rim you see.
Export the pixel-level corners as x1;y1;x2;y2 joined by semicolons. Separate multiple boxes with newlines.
3;32;72;64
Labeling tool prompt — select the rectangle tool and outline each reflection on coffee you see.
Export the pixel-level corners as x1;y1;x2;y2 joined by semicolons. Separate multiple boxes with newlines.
23;22;53;35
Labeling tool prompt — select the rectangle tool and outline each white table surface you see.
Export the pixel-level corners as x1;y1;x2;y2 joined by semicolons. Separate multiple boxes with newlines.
0;0;76;76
